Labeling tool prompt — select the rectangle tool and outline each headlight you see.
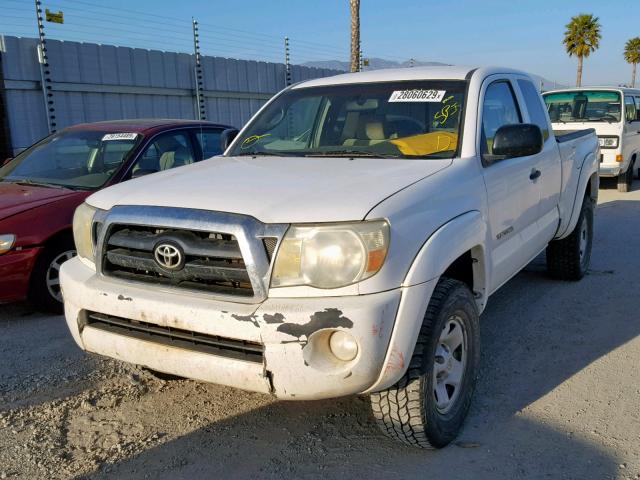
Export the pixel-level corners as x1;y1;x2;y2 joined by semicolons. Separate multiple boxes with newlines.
72;203;97;262
271;220;389;289
0;234;16;254
598;136;619;149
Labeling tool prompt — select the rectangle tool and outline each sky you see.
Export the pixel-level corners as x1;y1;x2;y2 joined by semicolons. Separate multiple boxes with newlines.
2;0;640;87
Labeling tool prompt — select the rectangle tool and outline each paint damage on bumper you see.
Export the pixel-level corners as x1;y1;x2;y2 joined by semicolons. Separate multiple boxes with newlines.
61;257;405;399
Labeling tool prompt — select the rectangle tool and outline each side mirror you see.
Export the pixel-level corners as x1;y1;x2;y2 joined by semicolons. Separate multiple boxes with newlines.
2;157;12;167
492;124;543;159
220;128;240;152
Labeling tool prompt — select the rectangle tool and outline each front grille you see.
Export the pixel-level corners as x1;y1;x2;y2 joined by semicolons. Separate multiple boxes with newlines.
102;225;254;297
85;311;264;363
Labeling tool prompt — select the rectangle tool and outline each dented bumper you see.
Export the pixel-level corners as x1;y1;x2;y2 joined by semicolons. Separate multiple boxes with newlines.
60;257;409;399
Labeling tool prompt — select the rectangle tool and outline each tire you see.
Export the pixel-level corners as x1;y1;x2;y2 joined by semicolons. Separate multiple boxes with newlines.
617;163;632;192
370;278;480;448
29;237;76;313
546;195;593;281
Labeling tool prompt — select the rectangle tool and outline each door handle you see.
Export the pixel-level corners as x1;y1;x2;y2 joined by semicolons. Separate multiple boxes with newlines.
529;169;541;180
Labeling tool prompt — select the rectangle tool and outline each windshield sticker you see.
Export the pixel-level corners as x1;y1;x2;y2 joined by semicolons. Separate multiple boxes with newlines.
388;89;446;103
240;133;271;149
101;133;138;141
434;96;460;126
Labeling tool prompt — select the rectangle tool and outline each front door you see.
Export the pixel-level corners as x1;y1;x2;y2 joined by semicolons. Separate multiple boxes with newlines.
479;77;544;292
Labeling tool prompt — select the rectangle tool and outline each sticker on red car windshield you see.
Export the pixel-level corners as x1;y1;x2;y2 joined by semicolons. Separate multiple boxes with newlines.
388;89;446;102
101;133;139;141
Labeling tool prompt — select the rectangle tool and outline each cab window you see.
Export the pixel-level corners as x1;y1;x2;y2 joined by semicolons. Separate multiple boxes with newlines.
481;81;522;160
517;79;550;141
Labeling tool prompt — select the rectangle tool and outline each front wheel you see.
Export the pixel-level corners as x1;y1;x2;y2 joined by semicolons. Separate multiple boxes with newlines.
546;195;593;281
29;239;76;313
617;162;633;192
370;278;480;448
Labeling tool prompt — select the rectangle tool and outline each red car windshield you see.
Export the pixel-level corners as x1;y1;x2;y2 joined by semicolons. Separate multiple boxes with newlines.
0;130;141;190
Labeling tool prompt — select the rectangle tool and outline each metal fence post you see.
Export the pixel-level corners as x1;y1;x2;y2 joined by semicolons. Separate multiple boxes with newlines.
284;37;291;87
0;36;14;158
192;18;206;120
34;0;56;133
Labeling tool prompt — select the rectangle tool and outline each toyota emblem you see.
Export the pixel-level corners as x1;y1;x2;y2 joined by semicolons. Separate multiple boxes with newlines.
154;243;184;270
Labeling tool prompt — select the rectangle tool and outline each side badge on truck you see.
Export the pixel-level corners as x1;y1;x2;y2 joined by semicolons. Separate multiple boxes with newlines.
154;243;184;271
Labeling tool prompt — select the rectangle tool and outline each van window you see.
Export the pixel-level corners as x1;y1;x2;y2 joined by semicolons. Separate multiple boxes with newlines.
481;81;522;157
517;79;550;141
625;96;637;122
543;90;622;123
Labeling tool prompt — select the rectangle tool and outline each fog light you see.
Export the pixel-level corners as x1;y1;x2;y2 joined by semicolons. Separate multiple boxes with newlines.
329;331;358;362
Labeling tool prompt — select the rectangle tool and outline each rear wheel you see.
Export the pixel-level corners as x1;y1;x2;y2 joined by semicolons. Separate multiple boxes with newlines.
29;238;76;313
546;195;593;281
370;278;480;448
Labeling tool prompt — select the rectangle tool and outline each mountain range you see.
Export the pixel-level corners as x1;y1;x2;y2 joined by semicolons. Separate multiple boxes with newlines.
302;58;567;90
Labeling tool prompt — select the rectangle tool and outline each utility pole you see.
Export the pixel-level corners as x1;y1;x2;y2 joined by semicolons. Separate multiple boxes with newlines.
34;0;56;133
349;0;360;72
409;58;415;68
192;18;206;120
284;37;292;86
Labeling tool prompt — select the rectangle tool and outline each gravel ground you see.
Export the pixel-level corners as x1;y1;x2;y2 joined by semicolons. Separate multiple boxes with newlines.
1;183;639;480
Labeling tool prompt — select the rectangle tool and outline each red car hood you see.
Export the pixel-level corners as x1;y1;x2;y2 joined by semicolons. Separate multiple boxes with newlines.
0;182;80;221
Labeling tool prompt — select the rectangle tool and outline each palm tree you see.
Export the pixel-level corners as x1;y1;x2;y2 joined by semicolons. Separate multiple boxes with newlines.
350;0;360;72
563;14;602;87
624;37;640;88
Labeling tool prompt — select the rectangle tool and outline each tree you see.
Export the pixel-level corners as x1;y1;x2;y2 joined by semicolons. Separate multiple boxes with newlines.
563;14;602;87
624;37;640;88
350;0;360;73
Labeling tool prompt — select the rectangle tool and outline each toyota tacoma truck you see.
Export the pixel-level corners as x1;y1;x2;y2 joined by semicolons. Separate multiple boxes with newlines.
60;66;599;448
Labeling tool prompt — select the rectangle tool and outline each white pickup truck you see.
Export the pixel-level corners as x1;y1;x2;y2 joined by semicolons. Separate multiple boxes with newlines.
61;66;599;448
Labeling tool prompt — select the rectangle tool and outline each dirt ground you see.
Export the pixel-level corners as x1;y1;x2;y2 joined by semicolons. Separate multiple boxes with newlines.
1;182;639;480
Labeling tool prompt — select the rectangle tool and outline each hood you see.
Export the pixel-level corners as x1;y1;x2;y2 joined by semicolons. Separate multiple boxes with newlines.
0;182;79;222
87;156;452;223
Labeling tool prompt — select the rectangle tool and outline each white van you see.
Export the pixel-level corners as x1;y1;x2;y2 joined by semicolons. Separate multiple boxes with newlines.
543;87;640;192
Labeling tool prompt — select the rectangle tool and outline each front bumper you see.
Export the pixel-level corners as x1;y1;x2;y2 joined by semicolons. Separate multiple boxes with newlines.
0;247;41;303
60;257;426;399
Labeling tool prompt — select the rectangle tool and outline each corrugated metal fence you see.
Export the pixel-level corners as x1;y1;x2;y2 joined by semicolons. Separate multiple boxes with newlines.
0;35;341;156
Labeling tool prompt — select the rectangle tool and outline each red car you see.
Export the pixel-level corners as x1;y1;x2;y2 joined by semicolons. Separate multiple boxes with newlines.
0;119;234;312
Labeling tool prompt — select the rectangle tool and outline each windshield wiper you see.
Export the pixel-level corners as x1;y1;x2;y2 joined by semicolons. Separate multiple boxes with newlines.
303;149;399;158
234;150;294;157
8;179;69;190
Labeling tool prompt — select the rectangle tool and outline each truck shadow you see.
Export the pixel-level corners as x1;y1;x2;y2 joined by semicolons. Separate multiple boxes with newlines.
81;198;640;478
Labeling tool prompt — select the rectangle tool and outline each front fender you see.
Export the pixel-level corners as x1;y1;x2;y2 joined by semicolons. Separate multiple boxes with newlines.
366;211;489;392
403;210;488;295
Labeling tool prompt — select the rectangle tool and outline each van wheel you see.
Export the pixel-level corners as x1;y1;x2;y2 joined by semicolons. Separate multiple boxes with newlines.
617;163;632;192
546;195;593;281
370;278;480;448
29;238;76;313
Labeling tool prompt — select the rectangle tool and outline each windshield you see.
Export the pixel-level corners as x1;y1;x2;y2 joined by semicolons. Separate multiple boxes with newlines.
228;80;467;159
543;90;622;123
0;130;141;190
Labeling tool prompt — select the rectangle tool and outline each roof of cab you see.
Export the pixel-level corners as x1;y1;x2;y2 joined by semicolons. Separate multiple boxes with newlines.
64;119;232;134
544;86;640;95
292;65;530;89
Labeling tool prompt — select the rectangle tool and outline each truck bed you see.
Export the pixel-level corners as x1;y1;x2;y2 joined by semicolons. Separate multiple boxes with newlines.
554;129;596;143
